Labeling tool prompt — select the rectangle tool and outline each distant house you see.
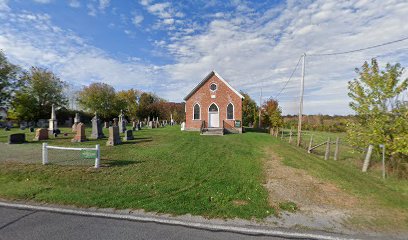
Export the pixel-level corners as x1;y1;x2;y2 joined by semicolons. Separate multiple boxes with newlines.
183;71;244;134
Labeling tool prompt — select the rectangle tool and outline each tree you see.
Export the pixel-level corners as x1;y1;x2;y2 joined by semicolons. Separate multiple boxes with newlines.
137;92;162;119
240;91;258;126
12;67;67;121
77;82;118;120
347;59;408;177
261;98;283;129
0;51;19;107
116;89;142;120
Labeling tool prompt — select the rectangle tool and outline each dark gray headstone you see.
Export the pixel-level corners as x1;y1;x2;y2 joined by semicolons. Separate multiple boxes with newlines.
123;129;134;141
8;133;26;144
29;127;34;132
91;114;105;139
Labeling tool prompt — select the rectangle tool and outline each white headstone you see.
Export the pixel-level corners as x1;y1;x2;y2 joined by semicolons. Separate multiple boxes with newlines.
181;122;185;131
48;104;58;133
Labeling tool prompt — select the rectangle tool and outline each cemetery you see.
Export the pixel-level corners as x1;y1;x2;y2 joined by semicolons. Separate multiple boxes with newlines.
0;112;407;232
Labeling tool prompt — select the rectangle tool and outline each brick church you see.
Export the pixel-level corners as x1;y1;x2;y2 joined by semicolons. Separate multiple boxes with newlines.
184;71;244;134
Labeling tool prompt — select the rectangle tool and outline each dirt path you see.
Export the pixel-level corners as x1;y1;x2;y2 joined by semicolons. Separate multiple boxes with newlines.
262;147;408;238
262;148;361;233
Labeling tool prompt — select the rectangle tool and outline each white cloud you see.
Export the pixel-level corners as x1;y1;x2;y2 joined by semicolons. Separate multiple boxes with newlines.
0;10;159;93
87;0;110;16
68;0;80;8
33;0;52;3
0;0;10;11
132;13;144;26
163;18;174;25
139;0;151;7
98;0;110;10
158;0;408;115
2;0;408;115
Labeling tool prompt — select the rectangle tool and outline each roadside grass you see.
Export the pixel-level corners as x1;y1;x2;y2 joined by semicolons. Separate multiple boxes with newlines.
0;126;274;219
0;126;407;228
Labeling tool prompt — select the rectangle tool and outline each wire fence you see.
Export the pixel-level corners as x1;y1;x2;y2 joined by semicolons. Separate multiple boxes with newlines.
0;143;99;167
270;128;381;164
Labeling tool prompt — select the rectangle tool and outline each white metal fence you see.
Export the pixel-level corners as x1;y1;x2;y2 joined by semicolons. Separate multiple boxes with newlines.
42;143;100;168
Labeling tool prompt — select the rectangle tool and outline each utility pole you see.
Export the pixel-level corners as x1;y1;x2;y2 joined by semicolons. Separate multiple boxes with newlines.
297;53;306;146
258;86;262;128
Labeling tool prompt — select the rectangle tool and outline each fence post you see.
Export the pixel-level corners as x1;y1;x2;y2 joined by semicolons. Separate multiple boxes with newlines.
308;135;313;153
362;144;373;172
42;142;48;165
380;144;385;179
289;129;293;144
324;137;330;160
94;144;100;168
334;137;339;160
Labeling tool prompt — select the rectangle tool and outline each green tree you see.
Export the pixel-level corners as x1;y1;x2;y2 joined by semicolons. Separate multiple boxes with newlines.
77;82;118;120
347;59;408;176
116;89;142;120
137;92;162;119
12;67;67;121
0;51;19;107
240;91;258;126
261;98;283;128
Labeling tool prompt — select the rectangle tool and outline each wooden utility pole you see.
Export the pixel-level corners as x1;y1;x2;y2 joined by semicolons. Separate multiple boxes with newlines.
297;53;306;146
258;86;262;128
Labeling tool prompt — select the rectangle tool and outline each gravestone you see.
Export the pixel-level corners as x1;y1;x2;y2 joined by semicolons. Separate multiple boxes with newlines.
123;130;134;141
4;126;10;131
8;133;26;144
104;122;109;128
181;122;185;131
170;113;174;126
29;127;34;132
132;120;137;131
148;121;153;128
91;113;105;139
118;110;126;133
72;113;80;132
71;123;86;142
48;104;58;135
106;126;121;146
113;118;118;127
33;128;48;141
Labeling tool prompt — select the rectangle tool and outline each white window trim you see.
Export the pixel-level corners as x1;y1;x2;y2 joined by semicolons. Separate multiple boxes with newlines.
226;102;235;120
208;102;219;112
208;102;220;127
193;103;201;120
209;82;217;92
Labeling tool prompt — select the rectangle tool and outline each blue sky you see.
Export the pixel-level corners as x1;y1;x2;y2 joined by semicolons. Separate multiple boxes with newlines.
1;0;407;115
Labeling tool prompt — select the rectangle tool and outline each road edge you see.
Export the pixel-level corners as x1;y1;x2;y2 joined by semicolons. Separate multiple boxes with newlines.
0;201;360;240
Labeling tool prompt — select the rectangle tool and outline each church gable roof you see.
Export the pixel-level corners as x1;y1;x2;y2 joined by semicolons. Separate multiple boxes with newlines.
183;70;244;101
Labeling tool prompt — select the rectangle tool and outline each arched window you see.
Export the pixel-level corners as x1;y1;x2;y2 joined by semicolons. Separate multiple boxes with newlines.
193;104;200;120
209;103;218;112
227;103;234;120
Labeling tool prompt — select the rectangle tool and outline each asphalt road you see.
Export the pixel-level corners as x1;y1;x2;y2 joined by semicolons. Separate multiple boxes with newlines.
0;206;286;240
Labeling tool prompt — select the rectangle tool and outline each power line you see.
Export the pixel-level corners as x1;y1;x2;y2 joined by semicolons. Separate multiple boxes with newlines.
274;55;302;99
308;36;408;56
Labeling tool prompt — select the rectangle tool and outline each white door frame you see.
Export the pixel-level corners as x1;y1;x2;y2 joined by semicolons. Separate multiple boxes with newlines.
208;103;219;128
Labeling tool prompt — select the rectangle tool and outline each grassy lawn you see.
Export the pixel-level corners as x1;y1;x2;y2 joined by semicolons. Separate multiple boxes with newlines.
0;126;274;219
0;126;407;226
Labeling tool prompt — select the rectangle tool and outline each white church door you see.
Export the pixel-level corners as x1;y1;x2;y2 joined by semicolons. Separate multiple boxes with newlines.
208;103;219;128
